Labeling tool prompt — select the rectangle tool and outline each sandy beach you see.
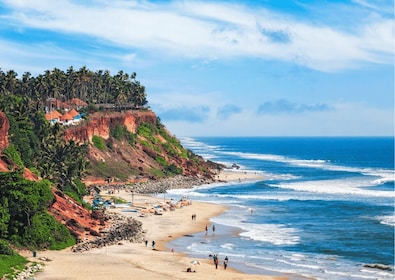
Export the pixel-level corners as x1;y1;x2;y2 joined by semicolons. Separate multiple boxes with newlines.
23;171;287;280
216;169;265;183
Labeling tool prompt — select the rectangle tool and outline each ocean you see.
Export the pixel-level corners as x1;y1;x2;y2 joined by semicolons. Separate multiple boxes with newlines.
166;137;394;280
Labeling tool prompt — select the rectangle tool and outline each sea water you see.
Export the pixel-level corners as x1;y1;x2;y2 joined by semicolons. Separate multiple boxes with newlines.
166;137;394;280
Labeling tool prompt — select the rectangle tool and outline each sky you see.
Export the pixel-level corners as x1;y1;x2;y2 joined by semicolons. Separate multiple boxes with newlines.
0;0;393;137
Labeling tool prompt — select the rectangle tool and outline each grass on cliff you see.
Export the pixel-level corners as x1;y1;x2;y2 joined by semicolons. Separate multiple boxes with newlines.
88;161;138;182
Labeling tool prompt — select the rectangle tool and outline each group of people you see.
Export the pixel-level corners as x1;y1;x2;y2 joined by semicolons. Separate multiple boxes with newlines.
212;254;229;270
144;239;156;250
205;224;216;235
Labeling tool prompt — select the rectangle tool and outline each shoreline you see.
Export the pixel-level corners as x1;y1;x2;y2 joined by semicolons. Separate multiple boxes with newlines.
22;171;288;280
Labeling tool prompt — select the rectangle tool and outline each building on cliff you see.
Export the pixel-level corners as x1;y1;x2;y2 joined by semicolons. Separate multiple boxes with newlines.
45;98;87;126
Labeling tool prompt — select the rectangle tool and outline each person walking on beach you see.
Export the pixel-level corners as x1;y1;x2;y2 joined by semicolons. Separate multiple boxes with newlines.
205;225;208;235
224;256;228;270
213;255;218;269
152;240;156;250
212;224;216;234
145;239;148;247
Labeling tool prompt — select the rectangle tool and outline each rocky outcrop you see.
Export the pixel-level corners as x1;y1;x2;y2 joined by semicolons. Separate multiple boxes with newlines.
0;111;9;151
363;263;393;271
72;213;144;252
109;175;213;194
64;110;157;143
48;189;108;240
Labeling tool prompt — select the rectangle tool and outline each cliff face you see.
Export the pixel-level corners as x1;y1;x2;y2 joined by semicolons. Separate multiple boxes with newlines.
48;189;107;241
0;112;38;180
0;111;9;151
0;109;218;241
64;111;157;143
65;110;218;185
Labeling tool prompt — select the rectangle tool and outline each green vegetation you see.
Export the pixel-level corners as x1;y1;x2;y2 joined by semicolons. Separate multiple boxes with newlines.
0;66;219;277
92;135;106;151
0;240;14;255
87;160;137;182
148;168;166;178
110;124;136;146
0;253;28;279
2;145;24;168
137;122;157;140
155;155;167;166
0;172;75;249
0;240;28;278
134;120;195;177
0;67;147;112
111;197;128;204
166;164;183;175
38;124;88;196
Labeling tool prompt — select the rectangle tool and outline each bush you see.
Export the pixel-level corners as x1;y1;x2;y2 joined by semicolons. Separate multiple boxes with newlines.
166;164;183;175
137;122;157;139
155;156;167;166
110;125;136;147
92;135;106;151
0;240;14;256
23;212;75;250
2;145;24;168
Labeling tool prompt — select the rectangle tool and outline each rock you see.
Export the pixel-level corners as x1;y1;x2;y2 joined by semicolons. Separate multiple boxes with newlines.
71;213;144;252
363;263;393;271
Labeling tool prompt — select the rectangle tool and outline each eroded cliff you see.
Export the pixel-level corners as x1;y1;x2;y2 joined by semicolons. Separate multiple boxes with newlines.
64;110;219;185
64;110;157;143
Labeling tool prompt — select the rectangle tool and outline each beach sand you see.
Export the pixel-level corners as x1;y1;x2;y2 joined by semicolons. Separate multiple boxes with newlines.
216;169;265;183
24;171;287;280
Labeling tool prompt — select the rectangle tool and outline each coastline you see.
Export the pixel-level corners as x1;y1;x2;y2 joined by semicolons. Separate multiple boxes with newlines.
23;171;287;280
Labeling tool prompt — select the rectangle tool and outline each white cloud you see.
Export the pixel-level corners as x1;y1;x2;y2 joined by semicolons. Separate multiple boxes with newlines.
163;101;394;137
0;0;392;72
352;0;394;14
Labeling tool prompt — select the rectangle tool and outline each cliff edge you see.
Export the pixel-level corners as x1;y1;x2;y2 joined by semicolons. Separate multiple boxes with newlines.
64;110;220;185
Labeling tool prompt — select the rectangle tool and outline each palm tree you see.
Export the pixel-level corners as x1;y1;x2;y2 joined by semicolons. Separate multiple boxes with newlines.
134;84;147;107
21;72;33;97
4;70;19;95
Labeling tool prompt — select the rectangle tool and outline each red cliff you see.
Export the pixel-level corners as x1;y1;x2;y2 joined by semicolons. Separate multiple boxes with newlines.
0;112;38;180
0;111;9;151
64;110;157;143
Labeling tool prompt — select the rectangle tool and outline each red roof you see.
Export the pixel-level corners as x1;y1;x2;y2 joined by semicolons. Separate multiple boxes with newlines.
51;110;62;118
44;113;52;121
45;110;62;120
68;109;79;118
60;112;73;121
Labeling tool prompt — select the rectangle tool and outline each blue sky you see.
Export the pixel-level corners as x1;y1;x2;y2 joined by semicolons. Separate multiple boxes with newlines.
0;0;393;136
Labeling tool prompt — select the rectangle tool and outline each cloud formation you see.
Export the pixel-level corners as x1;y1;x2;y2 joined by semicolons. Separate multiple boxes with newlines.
0;0;392;136
0;0;392;72
217;104;242;120
257;100;333;115
155;105;210;123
